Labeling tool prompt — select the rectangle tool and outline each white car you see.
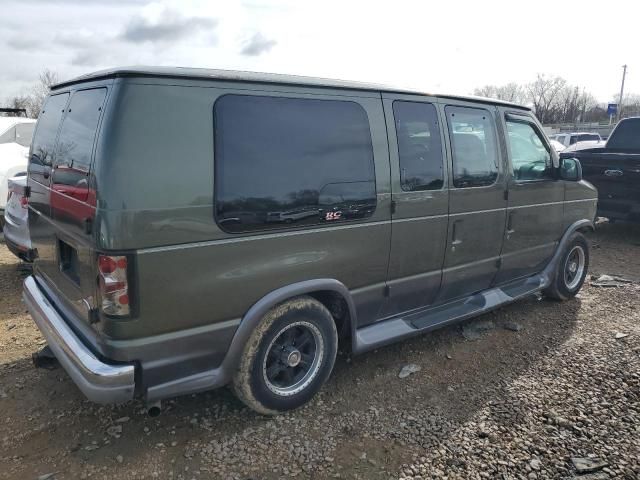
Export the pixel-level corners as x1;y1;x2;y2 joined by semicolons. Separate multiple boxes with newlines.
563;140;606;153
550;132;602;147
3;174;33;261
0;117;36;223
549;139;566;153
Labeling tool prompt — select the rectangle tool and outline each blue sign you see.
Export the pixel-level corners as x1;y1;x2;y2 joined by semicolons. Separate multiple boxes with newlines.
607;103;618;116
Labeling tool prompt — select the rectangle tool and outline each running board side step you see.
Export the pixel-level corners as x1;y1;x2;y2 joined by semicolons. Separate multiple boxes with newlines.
353;273;548;355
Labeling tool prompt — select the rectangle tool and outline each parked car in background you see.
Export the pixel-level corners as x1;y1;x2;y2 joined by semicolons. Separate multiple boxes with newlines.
561;117;640;222
0;117;36;227
563;140;606;153
23;67;596;415
3;174;34;261
549;139;566;153
551;132;602;147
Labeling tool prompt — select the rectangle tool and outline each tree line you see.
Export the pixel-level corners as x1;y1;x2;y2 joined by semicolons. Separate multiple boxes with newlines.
474;74;640;125
3;70;639;125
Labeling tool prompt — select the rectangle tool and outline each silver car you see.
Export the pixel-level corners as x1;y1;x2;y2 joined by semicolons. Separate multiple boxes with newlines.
3;174;33;261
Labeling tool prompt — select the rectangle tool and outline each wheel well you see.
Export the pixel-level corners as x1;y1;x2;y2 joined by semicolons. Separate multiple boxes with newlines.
307;290;352;347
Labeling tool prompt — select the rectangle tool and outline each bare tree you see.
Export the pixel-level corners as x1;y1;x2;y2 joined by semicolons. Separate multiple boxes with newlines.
4;95;31;116
473;83;527;105
28;69;60;118
472;75;612;124
526;74;567;124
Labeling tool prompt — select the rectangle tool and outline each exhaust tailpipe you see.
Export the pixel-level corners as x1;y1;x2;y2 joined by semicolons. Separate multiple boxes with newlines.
146;400;161;417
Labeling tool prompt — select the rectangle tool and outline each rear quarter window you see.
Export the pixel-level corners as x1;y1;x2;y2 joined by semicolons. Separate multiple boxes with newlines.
214;94;376;233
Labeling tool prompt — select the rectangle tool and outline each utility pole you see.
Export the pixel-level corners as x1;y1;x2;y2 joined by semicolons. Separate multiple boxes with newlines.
618;64;627;122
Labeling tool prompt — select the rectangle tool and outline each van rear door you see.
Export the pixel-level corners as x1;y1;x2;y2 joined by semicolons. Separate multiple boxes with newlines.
28;87;107;324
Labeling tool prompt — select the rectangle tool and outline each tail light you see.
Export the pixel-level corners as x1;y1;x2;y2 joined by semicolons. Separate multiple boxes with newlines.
98;255;130;317
20;196;29;208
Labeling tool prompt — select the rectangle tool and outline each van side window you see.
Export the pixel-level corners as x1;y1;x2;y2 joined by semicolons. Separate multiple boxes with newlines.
505;119;553;181
214;95;376;233
29;93;69;183
445;106;499;188
393;101;444;191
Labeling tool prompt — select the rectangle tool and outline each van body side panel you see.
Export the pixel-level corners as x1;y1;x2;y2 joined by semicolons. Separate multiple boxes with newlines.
95;83;391;344
94;82;218;250
380;94;449;318
563;181;598;229
494;109;564;284
436;102;507;302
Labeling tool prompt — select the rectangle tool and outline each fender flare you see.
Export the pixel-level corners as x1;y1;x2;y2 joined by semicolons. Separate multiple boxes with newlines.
220;278;357;377
146;279;357;401
541;219;594;287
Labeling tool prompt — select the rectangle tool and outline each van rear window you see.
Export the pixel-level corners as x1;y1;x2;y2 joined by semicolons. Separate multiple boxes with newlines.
51;88;106;196
29;93;69;184
214;95;376;233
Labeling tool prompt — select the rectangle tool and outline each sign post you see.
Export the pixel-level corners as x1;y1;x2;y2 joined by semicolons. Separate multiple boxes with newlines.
607;103;618;125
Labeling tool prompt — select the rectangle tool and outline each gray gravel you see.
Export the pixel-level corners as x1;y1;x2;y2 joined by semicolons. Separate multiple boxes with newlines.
398;285;640;480
1;224;640;479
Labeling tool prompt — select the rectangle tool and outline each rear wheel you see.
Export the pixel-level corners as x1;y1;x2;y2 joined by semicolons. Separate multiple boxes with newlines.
232;296;338;415
544;232;589;300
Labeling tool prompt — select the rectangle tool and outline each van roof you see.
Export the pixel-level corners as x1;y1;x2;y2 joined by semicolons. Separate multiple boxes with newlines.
53;66;531;111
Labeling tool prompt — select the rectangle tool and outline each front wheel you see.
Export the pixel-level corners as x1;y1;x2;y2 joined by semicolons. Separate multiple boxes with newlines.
232;296;338;415
544;232;590;300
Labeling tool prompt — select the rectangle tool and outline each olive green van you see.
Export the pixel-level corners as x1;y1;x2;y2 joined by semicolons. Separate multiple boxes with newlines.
23;67;597;414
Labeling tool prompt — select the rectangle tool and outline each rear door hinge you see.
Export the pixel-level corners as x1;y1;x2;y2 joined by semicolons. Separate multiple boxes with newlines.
383;285;391;297
84;218;93;235
503;189;509;201
390;200;397;215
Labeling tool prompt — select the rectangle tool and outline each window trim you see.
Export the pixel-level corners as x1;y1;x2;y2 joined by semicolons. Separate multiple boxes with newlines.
445;105;500;190
212;93;378;234
392;100;445;193
504;113;555;183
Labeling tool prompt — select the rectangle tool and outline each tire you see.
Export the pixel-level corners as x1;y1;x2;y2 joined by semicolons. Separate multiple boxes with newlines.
232;296;338;415
544;232;590;301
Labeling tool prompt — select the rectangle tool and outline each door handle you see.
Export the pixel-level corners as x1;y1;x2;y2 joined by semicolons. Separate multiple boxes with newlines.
604;169;623;177
451;220;462;252
506;212;516;239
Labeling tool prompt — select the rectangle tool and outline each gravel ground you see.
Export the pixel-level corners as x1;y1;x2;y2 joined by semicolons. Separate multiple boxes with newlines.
0;222;638;480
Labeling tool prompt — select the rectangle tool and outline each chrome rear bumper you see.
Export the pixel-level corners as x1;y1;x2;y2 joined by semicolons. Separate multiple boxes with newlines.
23;276;135;404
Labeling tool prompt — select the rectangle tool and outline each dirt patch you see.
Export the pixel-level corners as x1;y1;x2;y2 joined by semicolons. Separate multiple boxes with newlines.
0;225;638;479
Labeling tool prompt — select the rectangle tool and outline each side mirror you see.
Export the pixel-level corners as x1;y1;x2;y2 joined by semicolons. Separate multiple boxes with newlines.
560;157;582;181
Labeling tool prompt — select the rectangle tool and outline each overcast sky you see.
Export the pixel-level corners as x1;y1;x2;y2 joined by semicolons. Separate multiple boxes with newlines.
1;0;637;104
